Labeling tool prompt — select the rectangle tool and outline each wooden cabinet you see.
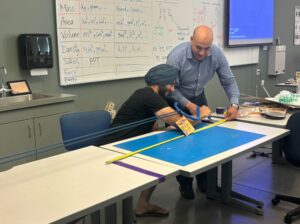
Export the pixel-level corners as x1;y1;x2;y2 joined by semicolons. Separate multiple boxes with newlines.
35;114;67;159
0;93;75;171
0;119;36;158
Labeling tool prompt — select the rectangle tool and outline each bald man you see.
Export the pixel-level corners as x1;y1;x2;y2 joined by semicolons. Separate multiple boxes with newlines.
166;25;240;199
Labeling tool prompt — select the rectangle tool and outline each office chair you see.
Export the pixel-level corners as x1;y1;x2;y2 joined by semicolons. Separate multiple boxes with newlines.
60;110;111;150
60;110;114;223
272;111;300;224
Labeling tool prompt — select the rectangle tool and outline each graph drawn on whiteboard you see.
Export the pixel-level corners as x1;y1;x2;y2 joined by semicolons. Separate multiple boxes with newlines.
55;0;258;86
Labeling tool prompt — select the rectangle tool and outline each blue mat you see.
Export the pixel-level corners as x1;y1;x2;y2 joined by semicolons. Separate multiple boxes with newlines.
115;123;265;166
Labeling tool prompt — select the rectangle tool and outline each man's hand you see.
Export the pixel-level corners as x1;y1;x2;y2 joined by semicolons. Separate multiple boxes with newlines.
185;101;211;118
200;105;211;118
186;101;198;115
225;106;239;120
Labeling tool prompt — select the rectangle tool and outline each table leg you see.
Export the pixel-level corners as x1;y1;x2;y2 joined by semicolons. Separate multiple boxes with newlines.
90;197;133;224
90;210;100;224
122;196;134;224
272;139;287;164
105;203;117;224
206;167;218;199
206;161;264;215
221;161;264;215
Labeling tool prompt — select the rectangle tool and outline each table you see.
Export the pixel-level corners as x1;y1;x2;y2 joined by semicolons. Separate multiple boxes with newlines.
0;146;178;224
211;112;289;129
276;82;299;94
212;111;292;163
102;121;289;215
276;82;297;88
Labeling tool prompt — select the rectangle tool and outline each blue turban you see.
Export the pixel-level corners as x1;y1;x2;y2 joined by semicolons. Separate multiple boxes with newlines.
145;64;179;85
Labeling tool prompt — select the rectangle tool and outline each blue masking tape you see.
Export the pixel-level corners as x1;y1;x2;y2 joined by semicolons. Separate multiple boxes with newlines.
174;102;201;120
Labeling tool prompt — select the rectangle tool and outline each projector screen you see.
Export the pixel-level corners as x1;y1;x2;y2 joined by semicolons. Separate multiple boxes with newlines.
226;0;274;47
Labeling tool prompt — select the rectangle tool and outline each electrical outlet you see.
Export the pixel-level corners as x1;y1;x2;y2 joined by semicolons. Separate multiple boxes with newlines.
261;80;265;86
256;69;260;76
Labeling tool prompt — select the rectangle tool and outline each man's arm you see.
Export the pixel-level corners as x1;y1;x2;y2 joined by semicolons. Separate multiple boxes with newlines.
155;106;212;127
168;89;190;109
226;105;239;120
155;107;181;127
166;48;191;109
216;49;240;120
185;101;200;116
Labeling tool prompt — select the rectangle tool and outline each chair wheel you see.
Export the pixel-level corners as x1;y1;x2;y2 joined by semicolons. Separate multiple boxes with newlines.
257;201;264;208
272;197;280;205
255;208;264;216
284;214;292;224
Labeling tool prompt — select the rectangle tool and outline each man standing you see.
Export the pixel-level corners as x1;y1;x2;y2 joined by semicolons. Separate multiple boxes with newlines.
166;25;240;199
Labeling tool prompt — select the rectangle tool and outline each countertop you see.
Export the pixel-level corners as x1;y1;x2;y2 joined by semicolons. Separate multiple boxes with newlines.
0;92;76;112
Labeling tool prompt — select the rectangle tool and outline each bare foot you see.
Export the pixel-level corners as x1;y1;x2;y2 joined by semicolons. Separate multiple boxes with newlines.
135;203;169;217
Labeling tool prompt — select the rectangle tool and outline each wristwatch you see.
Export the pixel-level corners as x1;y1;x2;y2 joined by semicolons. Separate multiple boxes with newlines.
230;103;239;110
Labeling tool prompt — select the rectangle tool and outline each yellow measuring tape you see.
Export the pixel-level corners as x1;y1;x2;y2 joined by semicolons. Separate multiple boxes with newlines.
105;119;227;164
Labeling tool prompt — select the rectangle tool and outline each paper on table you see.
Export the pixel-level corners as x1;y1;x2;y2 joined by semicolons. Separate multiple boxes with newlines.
265;90;300;108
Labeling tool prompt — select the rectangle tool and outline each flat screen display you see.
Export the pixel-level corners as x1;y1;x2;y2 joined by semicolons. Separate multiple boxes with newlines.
226;0;274;47
7;80;31;95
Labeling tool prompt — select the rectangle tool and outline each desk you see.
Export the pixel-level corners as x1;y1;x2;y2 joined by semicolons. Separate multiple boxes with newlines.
276;82;297;88
211;112;290;129
102;121;289;215
0;146;178;224
211;112;293;163
276;83;298;94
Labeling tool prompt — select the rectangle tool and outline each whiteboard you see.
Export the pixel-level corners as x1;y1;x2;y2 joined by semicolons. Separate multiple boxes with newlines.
55;0;259;86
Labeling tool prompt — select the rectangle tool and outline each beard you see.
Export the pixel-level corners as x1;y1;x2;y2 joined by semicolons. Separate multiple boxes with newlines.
158;85;168;98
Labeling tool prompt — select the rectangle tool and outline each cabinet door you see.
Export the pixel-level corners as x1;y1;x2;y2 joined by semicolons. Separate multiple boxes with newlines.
34;114;67;159
0;120;35;158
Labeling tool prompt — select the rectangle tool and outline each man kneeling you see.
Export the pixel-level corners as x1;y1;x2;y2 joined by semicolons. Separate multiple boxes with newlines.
98;64;211;217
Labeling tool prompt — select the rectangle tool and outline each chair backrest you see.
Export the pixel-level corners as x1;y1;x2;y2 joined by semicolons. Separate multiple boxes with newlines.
283;111;300;166
60;110;111;150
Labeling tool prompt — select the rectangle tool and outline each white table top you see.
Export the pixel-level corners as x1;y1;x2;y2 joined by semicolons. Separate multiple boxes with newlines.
211;112;290;128
276;82;297;87
0;146;178;224
102;121;289;177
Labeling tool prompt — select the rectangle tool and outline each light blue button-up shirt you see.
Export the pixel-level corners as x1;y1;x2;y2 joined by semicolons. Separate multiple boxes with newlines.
166;42;240;107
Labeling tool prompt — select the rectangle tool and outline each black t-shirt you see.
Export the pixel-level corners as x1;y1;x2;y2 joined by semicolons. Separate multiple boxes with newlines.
98;87;169;145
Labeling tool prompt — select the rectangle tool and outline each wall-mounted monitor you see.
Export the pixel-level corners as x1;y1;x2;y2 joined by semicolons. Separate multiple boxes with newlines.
225;0;274;47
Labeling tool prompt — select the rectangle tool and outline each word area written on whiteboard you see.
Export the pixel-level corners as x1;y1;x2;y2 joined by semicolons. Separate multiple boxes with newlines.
56;0;258;86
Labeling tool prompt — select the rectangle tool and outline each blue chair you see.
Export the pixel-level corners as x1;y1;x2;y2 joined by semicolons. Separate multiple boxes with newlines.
60;110;114;223
272;111;300;224
60;110;111;150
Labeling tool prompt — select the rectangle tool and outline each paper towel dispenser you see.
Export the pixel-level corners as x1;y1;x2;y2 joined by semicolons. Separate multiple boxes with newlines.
18;34;53;69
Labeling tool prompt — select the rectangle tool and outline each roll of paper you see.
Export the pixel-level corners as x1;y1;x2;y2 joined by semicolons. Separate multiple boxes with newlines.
216;107;225;114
